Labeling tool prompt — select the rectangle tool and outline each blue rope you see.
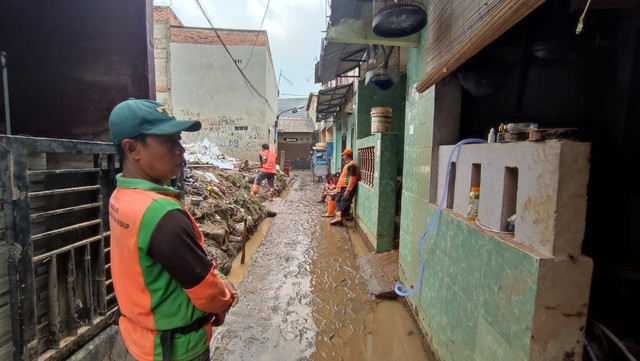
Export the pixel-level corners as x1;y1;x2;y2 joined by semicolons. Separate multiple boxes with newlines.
395;138;487;297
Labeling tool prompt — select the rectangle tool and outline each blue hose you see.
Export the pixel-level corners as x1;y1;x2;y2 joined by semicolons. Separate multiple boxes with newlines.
395;138;487;297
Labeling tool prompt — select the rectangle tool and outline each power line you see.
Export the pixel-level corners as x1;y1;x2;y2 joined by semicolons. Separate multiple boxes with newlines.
192;0;274;112
242;0;270;71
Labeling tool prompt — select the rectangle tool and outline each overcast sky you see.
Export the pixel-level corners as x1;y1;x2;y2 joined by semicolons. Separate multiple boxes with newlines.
155;0;327;98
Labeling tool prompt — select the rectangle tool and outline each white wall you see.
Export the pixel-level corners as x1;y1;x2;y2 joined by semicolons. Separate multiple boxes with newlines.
169;43;277;160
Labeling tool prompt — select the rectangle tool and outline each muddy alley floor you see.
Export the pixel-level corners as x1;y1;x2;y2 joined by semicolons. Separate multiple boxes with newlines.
210;173;431;361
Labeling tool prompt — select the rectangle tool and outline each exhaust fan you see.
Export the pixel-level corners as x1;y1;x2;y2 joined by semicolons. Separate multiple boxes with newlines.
373;0;427;38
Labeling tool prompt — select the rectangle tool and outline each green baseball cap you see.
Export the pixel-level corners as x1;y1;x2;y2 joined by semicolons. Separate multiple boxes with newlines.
109;98;201;145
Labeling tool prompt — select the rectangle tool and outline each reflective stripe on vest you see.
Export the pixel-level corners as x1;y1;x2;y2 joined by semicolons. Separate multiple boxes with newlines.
337;160;357;190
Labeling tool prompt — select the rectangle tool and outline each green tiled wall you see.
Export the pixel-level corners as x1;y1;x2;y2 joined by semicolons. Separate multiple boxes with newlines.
354;133;397;251
401;207;540;361
399;14;543;361
355;76;407;177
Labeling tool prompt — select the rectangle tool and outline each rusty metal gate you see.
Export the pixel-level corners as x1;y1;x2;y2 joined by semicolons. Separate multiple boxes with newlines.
0;135;118;361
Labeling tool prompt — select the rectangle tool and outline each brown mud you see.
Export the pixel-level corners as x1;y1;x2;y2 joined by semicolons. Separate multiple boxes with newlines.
209;172;432;360
183;164;289;274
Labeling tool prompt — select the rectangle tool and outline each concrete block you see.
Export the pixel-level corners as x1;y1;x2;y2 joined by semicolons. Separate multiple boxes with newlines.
437;140;591;258
529;256;593;361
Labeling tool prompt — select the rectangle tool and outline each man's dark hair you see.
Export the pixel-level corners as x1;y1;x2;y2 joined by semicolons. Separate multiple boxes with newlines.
118;134;148;164
262;143;269;150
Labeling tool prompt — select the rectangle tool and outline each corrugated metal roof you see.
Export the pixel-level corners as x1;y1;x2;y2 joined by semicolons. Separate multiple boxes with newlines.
315;0;372;84
315;40;366;84
278;117;315;133
316;83;353;121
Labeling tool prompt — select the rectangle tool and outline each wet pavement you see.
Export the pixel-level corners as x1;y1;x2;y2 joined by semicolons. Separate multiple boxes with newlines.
210;173;430;361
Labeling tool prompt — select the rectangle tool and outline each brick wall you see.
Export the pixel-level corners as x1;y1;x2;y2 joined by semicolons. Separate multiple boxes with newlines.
154;19;171;100
170;27;269;49
153;6;183;26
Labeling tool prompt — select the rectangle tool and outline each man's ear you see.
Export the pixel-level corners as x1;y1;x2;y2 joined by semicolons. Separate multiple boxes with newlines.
121;139;141;161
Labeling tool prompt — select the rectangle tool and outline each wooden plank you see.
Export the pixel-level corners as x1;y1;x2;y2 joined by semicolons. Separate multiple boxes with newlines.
65;252;78;337
30;219;101;242
30;203;101;221
28;185;100;198
27;168;99;176
0;343;13;361
48;255;60;348
417;0;547;92
32;233;108;263
82;245;94;325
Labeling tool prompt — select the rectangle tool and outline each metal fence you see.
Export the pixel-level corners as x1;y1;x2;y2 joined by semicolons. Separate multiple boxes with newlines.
0;135;118;361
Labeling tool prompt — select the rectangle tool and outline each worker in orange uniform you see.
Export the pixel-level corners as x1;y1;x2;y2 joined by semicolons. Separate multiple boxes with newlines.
251;143;277;201
321;172;339;217
330;149;358;226
108;98;239;361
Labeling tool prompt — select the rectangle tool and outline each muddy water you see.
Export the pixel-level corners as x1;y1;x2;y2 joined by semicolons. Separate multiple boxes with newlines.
211;174;430;361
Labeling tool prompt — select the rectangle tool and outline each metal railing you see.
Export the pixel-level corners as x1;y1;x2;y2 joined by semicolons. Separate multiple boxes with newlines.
359;146;375;188
0;135;118;361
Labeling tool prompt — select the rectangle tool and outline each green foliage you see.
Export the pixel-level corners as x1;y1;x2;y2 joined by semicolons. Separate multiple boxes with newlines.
234;191;262;219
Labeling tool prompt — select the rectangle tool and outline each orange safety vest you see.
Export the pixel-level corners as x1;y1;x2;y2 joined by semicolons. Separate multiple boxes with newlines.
110;186;230;361
260;150;277;173
337;160;358;191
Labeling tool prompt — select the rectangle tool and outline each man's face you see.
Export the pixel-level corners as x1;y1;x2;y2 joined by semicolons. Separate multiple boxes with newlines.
342;153;348;162
135;134;185;183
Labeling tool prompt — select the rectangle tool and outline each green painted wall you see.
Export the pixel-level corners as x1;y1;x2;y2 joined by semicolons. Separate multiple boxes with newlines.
398;17;545;361
333;118;343;173
353;133;397;251
343;75;406;251
355;76;406;177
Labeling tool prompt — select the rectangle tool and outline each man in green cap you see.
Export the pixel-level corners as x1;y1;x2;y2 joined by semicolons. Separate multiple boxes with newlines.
108;98;238;361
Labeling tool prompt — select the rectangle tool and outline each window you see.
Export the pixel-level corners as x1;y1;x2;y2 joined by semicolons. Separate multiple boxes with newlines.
284;138;298;142
234;126;248;131
234;59;243;64
359;146;375;187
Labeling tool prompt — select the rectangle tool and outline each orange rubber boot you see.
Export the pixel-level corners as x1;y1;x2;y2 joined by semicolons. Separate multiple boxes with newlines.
323;199;335;217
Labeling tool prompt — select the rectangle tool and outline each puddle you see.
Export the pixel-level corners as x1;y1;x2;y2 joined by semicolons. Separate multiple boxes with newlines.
226;217;274;286
310;212;429;361
211;174;431;361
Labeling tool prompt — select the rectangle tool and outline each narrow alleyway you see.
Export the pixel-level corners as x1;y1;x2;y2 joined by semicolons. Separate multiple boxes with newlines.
210;173;430;361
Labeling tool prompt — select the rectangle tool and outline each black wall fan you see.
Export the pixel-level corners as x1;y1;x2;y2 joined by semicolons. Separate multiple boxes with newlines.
372;0;427;38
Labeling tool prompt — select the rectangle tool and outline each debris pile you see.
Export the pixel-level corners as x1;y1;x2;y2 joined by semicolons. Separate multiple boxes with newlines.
182;164;288;274
183;139;237;170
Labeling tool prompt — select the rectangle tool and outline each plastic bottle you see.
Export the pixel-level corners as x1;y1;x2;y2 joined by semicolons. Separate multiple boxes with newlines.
467;187;480;221
488;128;496;143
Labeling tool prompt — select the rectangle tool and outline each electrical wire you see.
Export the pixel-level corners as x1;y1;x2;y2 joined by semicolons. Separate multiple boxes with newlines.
395;138;487;297
575;0;592;34
192;0;275;113
242;0;270;71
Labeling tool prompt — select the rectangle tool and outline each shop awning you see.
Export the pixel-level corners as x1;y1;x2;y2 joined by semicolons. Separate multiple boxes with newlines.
315;83;353;121
315;40;366;84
